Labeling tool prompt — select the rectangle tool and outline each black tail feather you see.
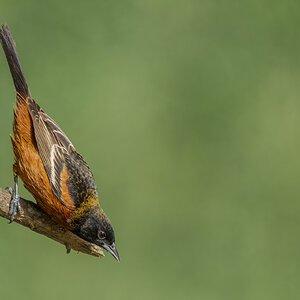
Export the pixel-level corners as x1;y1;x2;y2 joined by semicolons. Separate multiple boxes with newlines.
0;24;30;98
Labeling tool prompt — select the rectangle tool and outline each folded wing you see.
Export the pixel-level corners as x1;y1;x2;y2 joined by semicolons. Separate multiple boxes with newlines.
27;98;75;207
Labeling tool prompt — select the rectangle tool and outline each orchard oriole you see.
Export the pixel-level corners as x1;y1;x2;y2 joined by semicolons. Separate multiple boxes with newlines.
0;24;119;261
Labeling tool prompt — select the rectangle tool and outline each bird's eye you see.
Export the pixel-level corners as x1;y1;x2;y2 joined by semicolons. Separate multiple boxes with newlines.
98;231;106;240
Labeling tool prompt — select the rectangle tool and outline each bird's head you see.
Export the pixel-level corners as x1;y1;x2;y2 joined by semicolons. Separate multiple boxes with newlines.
74;208;119;262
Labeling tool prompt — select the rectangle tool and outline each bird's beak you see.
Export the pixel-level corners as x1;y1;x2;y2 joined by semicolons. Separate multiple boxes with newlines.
102;242;120;262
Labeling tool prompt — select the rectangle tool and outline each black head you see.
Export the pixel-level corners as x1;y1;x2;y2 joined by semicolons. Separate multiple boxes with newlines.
74;208;119;262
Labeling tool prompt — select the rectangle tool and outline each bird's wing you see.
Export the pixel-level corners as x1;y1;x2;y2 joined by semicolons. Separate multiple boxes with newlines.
27;98;75;208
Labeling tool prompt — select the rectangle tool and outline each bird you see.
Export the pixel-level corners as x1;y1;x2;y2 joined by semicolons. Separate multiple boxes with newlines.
0;24;119;262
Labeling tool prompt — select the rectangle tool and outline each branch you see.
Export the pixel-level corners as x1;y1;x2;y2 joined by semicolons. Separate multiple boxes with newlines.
0;187;104;258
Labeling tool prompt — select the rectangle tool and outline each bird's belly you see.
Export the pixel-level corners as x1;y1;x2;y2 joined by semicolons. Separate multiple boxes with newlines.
12;137;73;228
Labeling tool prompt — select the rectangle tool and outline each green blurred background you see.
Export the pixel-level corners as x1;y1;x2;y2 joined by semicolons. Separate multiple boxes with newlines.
1;0;300;299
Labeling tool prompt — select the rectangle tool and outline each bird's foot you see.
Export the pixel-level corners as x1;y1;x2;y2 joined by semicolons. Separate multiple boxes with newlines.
6;186;22;223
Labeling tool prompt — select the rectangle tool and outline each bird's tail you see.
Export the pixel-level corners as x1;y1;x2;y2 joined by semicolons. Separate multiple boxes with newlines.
0;24;30;98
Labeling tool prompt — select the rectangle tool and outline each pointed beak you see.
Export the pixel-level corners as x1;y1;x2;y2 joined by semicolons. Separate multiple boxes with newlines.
102;242;120;262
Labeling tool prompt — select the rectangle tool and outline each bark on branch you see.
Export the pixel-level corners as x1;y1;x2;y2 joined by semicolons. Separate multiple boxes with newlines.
0;187;104;258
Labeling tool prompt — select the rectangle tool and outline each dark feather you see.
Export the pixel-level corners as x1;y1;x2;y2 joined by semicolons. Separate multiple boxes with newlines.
0;24;30;98
64;151;98;208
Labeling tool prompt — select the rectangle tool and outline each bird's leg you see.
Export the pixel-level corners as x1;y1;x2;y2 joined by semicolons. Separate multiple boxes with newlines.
7;176;22;223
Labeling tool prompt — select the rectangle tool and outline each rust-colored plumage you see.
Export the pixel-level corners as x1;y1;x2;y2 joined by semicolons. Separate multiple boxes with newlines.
0;24;119;261
11;94;74;227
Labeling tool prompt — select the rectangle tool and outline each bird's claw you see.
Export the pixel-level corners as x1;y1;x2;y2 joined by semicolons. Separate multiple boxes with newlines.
6;186;22;223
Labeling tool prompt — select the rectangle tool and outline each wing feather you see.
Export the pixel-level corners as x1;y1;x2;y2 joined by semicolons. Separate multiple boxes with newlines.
27;98;75;207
